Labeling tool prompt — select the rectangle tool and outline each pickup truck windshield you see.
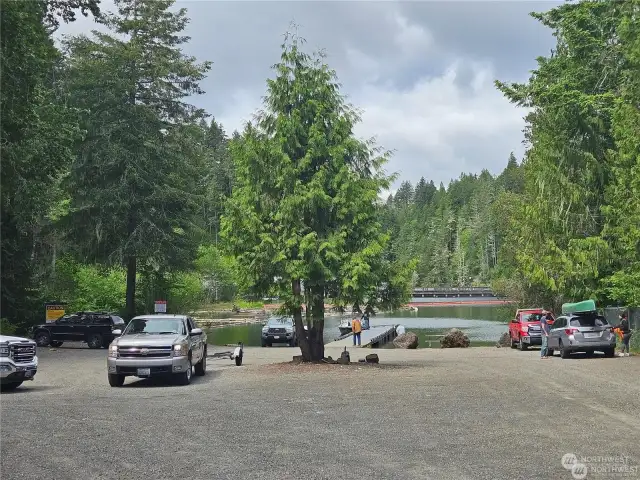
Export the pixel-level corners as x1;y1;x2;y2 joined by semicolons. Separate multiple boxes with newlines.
521;314;543;322
267;317;293;327
123;318;186;335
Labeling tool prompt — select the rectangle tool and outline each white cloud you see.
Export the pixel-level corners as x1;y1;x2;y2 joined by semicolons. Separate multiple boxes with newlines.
392;13;433;56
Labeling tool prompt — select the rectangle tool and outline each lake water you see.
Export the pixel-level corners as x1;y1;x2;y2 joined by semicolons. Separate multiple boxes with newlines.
206;300;512;349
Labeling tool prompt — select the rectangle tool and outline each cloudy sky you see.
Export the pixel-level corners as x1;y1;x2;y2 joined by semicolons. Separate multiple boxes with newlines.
57;0;563;190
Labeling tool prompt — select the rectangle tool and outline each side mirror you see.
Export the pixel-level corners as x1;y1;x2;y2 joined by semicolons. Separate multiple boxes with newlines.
112;329;122;336
190;328;203;336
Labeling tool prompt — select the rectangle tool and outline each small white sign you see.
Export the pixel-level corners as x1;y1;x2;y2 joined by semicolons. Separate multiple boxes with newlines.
154;300;167;313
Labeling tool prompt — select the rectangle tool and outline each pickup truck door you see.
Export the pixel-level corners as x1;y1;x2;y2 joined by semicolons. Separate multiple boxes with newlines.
509;317;519;341
186;317;202;363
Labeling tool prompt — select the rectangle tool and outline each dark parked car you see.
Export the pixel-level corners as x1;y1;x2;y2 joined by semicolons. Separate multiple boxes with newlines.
32;312;126;349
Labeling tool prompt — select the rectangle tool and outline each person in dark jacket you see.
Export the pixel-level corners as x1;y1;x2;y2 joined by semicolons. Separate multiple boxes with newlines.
617;312;632;357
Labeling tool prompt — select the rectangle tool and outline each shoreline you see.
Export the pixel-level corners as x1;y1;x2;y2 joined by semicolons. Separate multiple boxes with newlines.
193;299;513;328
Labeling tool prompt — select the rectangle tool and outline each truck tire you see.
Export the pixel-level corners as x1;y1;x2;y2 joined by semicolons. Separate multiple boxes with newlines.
87;333;103;349
510;336;517;349
518;337;528;351
603;347;615;358
108;374;125;387
50;340;63;348
194;351;206;376
34;331;51;347
0;381;23;391
176;358;192;385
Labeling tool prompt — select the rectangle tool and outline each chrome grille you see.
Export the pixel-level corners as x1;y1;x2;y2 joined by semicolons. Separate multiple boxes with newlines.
10;343;36;363
118;346;172;358
268;328;286;334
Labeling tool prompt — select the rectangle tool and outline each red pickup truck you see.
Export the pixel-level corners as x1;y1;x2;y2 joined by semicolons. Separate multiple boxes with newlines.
508;308;555;351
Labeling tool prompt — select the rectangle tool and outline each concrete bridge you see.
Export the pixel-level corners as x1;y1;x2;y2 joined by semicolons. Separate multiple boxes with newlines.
412;286;496;298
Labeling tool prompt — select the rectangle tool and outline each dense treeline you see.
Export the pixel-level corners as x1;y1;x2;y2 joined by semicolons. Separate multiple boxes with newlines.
1;0;241;333
385;0;640;310
1;0;639;336
381;154;523;289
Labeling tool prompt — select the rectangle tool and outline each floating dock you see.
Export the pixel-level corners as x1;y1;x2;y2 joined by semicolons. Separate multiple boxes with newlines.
325;325;398;348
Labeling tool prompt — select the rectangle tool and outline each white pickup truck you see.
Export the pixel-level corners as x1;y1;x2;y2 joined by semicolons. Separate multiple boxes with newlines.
0;334;38;391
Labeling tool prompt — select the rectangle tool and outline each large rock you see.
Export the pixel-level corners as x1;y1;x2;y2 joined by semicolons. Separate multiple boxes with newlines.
365;353;379;364
496;332;511;348
440;328;470;348
393;332;419;349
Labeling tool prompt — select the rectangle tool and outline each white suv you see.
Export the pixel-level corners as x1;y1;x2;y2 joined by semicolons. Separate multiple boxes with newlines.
0;335;38;391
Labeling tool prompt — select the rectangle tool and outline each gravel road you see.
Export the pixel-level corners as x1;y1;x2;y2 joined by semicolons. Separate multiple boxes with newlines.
1;344;639;480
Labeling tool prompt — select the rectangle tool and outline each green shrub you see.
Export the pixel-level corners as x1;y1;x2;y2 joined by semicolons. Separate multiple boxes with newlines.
45;257;126;314
167;271;205;314
0;318;18;336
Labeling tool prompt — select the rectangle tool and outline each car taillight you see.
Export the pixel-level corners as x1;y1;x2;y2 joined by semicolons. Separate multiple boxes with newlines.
565;328;579;335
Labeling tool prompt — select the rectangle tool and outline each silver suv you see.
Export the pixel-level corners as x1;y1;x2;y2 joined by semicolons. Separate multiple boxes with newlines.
107;314;207;387
548;313;616;358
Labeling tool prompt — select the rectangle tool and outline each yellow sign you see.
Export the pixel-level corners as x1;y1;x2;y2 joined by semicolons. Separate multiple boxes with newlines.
45;304;66;322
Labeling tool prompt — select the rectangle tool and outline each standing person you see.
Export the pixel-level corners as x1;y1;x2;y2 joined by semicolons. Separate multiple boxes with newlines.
361;311;370;330
617;312;632;357
540;310;551;359
352;316;362;347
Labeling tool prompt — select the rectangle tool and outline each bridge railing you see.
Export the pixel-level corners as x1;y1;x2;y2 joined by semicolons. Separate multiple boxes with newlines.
413;287;493;293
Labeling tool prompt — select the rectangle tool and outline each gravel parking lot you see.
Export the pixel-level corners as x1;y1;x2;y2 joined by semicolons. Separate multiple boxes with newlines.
1;344;639;480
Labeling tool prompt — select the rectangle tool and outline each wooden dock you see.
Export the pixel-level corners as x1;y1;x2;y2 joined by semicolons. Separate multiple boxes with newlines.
325;325;398;348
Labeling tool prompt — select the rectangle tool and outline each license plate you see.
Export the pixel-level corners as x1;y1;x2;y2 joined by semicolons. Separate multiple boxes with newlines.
137;368;151;376
273;336;280;340
584;332;599;338
24;370;33;378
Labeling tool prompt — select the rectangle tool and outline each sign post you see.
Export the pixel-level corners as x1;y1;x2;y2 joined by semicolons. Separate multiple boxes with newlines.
45;302;67;322
154;300;167;313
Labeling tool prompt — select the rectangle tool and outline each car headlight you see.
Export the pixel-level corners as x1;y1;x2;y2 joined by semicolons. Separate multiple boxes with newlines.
172;343;188;356
108;345;118;358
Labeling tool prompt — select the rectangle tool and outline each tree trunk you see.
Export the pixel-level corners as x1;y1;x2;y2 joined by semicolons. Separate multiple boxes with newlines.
294;280;325;362
126;256;136;320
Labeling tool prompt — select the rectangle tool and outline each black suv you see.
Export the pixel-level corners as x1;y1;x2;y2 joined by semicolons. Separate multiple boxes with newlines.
32;312;126;349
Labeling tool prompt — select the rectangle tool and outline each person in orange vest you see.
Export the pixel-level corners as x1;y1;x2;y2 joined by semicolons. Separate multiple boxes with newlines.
352;317;362;346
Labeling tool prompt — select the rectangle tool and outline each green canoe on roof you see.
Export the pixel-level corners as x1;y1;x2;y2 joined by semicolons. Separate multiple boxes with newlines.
561;300;597;315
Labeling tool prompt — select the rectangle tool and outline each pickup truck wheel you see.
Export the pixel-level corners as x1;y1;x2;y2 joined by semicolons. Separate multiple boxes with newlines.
603;347;615;358
510;336;517;349
1;381;23;391
176;358;192;385
87;334;103;349
50;340;63;348
260;339;266;347
194;352;206;376
518;337;528;351
108;374;125;387
34;331;51;347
